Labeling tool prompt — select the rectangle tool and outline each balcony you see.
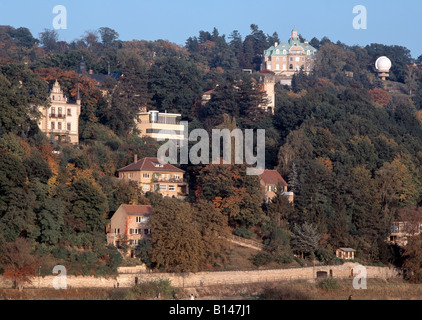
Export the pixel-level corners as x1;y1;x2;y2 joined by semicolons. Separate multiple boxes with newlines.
151;177;185;183
50;113;66;119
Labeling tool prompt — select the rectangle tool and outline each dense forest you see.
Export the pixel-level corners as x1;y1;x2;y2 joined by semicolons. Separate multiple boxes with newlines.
1;24;422;285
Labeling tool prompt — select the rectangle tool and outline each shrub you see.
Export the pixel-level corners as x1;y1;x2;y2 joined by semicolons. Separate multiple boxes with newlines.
317;278;341;292
274;252;294;264
233;226;254;239
315;248;335;263
252;252;272;267
133;279;178;299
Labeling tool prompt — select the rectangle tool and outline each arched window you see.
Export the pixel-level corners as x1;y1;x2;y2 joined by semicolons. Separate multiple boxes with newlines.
289;64;293;70
283;49;286;55
276;49;280;54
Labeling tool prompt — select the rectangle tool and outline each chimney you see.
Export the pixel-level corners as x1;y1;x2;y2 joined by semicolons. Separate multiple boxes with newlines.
274;42;278;47
134;154;138;164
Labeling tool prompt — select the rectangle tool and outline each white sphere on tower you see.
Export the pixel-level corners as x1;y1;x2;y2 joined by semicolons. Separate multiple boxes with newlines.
375;56;392;73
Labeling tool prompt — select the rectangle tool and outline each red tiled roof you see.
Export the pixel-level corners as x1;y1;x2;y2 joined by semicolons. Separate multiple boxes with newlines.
259;170;288;186
120;205;154;216
117;157;184;173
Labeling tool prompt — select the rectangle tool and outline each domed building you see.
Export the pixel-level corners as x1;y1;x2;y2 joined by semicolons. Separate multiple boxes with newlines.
375;56;392;80
261;28;317;76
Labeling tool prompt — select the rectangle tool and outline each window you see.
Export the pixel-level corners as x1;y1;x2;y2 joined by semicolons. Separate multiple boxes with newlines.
267;64;272;70
307;50;310;55
173;174;181;180
276;49;280;54
67;123;71;131
295;57;300;62
159;184;167;191
143;184;151;191
143;173;150;179
289;64;293;70
67;108;72;116
51;122;55;130
144;229;151;235
136;216;148;223
169;185;176;191
283;50;286;55
276;64;280;70
289;57;293;61
283;64;287;71
129;173;133;179
130;229;139;235
58;107;62;115
51;107;55;115
58;122;62;130
114;228;120;235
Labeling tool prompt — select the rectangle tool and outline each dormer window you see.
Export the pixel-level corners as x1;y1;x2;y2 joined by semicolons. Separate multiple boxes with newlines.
276;49;280;54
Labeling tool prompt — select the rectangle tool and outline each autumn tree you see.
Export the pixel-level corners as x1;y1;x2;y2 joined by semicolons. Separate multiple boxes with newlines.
0;238;39;290
196;163;264;228
402;234;422;283
149;198;206;273
368;88;392;107
192;199;230;266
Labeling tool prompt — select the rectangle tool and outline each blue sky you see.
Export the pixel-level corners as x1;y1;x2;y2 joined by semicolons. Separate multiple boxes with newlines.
0;0;421;58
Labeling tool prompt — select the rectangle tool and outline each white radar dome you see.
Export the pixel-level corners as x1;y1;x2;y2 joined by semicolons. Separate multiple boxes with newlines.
375;56;392;72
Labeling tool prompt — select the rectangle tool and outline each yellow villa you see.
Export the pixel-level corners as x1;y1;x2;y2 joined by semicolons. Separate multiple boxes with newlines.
117;157;189;199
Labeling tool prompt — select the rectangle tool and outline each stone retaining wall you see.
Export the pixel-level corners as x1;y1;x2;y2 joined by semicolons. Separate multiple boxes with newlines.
0;263;397;289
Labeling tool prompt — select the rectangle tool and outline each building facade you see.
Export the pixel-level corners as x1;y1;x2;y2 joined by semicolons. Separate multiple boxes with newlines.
136;110;185;142
107;205;154;255
258;169;294;204
335;248;356;260
261;28;317;77
37;80;81;144
389;221;422;247
117;157;189;199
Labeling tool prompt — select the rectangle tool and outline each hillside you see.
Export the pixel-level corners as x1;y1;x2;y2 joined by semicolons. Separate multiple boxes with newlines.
0;24;422;288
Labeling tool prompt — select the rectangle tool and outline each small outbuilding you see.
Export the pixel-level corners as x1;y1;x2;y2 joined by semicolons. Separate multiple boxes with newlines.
335;248;356;260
